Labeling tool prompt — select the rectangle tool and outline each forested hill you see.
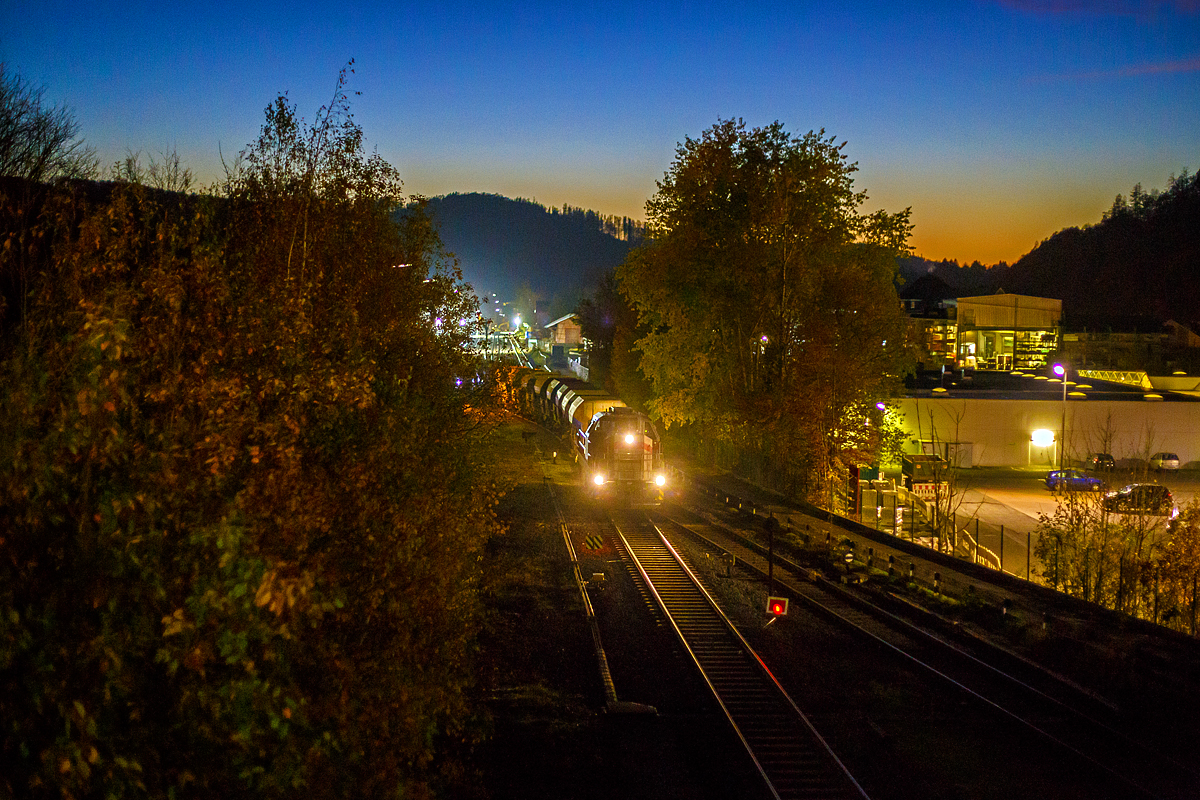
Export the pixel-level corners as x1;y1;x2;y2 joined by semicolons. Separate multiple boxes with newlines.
899;169;1200;325
416;193;645;319
422;171;1200;328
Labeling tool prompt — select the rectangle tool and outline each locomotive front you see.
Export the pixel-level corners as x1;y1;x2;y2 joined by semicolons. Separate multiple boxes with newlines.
580;407;666;498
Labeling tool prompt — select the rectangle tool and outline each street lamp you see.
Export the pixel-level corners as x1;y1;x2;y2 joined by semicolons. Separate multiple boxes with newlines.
1053;363;1067;467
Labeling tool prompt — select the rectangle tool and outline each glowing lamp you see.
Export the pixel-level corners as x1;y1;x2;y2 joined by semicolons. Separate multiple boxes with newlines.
766;597;789;616
592;473;606;486
1031;429;1055;448
624;433;636;445
655;474;667;487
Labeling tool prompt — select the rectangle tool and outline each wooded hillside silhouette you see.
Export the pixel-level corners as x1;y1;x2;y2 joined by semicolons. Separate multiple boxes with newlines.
899;170;1200;327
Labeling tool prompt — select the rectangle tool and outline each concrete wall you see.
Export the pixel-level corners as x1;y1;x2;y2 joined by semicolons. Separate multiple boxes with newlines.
894;396;1200;468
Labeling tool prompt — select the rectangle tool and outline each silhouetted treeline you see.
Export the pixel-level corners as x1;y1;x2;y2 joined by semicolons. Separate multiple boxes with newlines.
897;169;1200;325
552;202;646;243
897;255;1005;297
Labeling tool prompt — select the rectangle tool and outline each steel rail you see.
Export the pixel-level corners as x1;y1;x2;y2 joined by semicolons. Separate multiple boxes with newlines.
613;511;869;800
657;505;1199;800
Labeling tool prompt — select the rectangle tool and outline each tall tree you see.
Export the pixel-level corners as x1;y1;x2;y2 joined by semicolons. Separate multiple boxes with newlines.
0;64;495;798
576;268;651;408
0;64;97;182
0;65;100;342
618;118;913;497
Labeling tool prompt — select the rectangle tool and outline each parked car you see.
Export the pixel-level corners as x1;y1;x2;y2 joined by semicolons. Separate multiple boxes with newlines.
1045;469;1102;492
1102;483;1178;517
1085;453;1115;471
1150;452;1180;471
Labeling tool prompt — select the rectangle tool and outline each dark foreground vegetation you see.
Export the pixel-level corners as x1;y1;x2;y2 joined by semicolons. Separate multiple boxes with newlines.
0;66;502;798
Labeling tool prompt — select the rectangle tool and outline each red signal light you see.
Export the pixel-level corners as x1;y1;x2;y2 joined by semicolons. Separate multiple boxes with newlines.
766;596;788;616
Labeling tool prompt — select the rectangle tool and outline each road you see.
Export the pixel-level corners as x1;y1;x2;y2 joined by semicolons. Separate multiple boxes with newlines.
879;467;1200;580
959;467;1200;523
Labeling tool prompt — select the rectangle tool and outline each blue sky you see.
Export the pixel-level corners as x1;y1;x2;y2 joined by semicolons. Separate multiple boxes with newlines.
4;0;1198;264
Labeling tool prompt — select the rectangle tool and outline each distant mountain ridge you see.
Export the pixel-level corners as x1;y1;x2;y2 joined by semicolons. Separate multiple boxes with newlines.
415;193;644;320
417;172;1199;331
900;169;1200;327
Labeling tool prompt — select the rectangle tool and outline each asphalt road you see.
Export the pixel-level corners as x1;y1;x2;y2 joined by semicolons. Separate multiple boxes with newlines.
875;466;1200;579
958;466;1200;525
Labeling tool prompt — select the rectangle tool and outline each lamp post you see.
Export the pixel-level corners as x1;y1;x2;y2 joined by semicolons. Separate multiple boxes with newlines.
1053;363;1067;467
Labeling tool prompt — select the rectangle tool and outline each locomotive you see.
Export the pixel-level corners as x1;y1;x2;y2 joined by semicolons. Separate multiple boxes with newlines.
519;369;667;499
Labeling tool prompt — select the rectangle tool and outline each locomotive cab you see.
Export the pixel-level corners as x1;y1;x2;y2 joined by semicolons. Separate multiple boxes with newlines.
582;407;666;500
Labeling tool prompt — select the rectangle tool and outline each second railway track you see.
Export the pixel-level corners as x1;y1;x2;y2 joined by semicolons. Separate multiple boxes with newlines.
611;509;868;800
647;497;1200;800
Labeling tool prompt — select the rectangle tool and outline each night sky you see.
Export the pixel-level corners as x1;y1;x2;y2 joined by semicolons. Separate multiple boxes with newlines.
4;0;1198;265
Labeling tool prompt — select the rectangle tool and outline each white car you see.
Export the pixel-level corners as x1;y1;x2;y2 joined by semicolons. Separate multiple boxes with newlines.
1150;452;1180;471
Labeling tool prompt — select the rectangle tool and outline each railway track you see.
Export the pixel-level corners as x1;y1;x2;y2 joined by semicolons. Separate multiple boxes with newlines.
610;509;869;800
652;499;1200;800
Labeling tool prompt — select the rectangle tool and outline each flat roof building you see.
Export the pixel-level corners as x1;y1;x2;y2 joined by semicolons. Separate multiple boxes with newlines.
955;293;1061;372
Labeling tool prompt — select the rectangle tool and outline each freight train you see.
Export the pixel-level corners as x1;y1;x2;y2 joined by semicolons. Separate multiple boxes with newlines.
518;369;667;499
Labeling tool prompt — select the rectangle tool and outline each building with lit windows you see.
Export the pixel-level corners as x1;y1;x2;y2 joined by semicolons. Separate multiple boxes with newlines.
902;285;1063;373
899;274;958;370
954;293;1061;371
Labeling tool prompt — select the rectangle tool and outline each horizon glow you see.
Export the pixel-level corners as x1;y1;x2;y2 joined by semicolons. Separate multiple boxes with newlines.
4;0;1197;266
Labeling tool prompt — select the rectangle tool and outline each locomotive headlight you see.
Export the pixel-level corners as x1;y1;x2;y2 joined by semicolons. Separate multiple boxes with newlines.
624;433;636;445
593;473;606;486
655;474;667;487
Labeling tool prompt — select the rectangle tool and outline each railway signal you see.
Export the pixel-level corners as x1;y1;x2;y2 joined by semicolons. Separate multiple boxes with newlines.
766;596;789;616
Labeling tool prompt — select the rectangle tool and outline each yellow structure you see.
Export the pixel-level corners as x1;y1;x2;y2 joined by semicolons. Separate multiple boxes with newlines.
955;293;1061;371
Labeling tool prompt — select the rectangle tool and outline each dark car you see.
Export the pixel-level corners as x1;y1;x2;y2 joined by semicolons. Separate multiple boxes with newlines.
1086;453;1115;471
1102;483;1177;517
1045;469;1102;492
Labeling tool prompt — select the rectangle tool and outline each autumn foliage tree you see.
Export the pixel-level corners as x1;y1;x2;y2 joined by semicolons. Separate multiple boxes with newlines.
617;118;914;498
0;64;497;798
1035;494;1200;632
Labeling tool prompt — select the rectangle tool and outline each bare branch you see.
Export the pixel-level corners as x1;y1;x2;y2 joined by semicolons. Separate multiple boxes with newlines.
0;64;98;182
